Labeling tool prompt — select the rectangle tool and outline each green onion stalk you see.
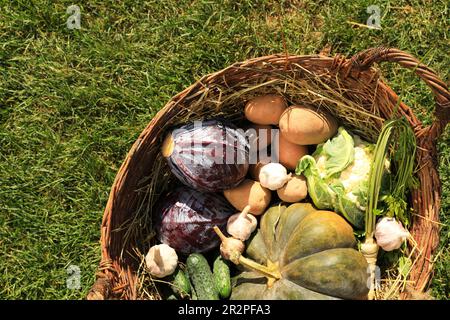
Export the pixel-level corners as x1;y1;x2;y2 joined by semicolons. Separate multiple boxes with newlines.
363;118;416;300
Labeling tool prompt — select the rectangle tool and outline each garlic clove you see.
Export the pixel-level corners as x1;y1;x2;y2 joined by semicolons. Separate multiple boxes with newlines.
375;217;410;252
213;226;245;264
220;238;245;264
259;163;291;190
145;244;178;278
227;205;257;241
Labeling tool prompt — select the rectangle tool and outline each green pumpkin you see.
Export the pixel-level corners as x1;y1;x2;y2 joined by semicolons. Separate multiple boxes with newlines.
230;203;369;300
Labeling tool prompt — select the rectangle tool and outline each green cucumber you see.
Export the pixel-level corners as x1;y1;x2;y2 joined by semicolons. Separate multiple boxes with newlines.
213;254;231;299
190;283;198;300
166;293;178;300
170;267;191;298
186;253;219;300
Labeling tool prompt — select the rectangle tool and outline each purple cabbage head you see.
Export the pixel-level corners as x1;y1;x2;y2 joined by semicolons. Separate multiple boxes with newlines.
163;119;249;192
155;186;235;255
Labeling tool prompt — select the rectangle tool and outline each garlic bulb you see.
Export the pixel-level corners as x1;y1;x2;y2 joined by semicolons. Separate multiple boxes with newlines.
227;205;257;241
145;244;178;278
213;226;245;264
375;217;410;251
259;163;291;190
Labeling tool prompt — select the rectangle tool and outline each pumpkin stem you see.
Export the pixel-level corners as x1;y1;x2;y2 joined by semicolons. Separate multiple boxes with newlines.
213;225;281;281
238;256;281;281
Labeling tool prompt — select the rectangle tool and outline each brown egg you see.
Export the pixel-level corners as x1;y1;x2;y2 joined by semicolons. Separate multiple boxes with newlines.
223;179;272;215
244;95;288;125
279;105;338;145
276;133;309;170
246;124;273;152
277;174;308;203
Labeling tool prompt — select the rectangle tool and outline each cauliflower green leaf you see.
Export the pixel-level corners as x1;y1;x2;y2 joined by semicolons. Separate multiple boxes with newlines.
297;127;375;229
319;127;355;179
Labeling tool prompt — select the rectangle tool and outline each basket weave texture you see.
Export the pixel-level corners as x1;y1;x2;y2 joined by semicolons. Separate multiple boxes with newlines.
87;47;449;300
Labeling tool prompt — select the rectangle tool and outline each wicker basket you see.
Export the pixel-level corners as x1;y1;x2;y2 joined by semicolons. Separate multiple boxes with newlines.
87;47;449;300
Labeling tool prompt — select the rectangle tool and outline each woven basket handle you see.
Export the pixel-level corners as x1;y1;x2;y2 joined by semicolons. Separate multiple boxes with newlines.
348;47;449;137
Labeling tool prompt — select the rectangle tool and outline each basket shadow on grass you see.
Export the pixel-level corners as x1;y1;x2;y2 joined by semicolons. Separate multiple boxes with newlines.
110;57;428;300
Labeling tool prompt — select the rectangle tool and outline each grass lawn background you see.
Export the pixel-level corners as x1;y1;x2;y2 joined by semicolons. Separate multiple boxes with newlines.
0;0;448;299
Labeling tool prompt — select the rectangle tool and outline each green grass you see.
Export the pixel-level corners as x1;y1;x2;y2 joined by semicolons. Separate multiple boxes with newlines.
0;0;448;299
